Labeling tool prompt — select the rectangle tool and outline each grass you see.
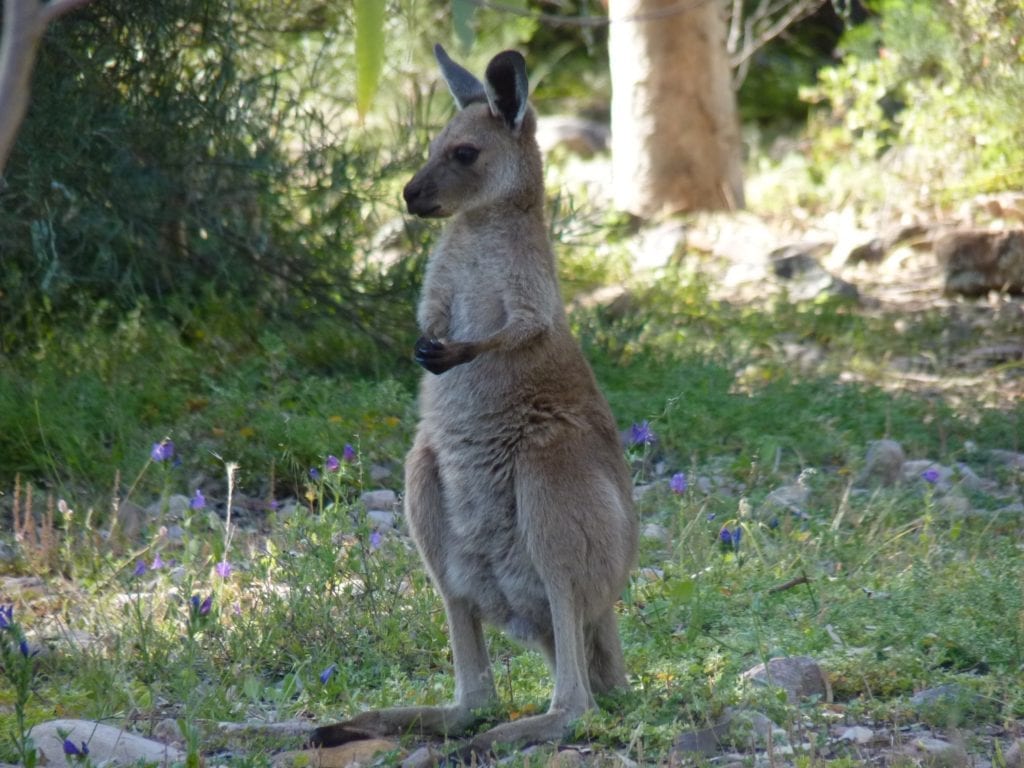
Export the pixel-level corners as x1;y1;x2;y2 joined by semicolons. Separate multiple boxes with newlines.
1;241;1022;765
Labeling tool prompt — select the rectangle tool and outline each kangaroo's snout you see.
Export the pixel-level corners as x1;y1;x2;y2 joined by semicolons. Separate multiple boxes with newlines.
403;176;443;218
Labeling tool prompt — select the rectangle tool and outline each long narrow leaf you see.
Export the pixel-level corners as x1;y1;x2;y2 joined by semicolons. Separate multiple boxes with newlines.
355;0;386;119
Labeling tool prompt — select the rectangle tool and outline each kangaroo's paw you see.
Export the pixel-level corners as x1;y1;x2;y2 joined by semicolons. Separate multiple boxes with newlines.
309;704;481;747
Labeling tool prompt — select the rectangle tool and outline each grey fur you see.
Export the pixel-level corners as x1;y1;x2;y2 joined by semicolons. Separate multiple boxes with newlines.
311;47;637;755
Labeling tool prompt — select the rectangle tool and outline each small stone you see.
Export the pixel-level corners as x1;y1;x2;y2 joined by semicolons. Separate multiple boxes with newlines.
152;718;184;746
839;725;874;745
1004;738;1023;768
547;748;585;768
696;476;713;495
902;460;954;489
146;494;191;520
859;440;906;487
367;510;397;529
906;735;969;767
632;483;657;502
402;744;441;768
637;566;664;582
740;656;829;704
361;489;398;511
760;484;809;518
369;463;394;483
641;523;669;545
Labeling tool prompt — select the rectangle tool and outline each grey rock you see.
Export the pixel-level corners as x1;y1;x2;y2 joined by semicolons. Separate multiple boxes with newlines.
146;494;191;520
1004;738;1023;768
360;489;397;511
368;510;397;529
990;449;1024;469
936;228;1024;296
402;744;441;768
859;439;906;487
903;735;970;767
838;725;875;745
740;656;829;704
761;483;810;518
369;463;394;483
902;460;954;490
910;683;992;726
30;719;185;767
641;523;670;545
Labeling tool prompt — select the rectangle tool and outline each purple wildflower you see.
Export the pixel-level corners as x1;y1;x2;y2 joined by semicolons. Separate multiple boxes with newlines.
309;467;320;481
326;454;341;472
133;559;147;577
921;468;940;484
719;526;742;551
215;559;233;579
670;472;688;494
199;595;213;615
630;420;655;446
343;444;357;463
319;663;338;684
18;639;30;657
0;604;13;629
151;553;165;570
190;489;206;510
150;440;174;462
190;594;200;612
370;531;383;550
62;739;89;757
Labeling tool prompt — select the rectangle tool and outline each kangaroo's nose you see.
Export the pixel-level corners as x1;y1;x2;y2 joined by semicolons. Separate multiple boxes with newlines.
403;180;421;208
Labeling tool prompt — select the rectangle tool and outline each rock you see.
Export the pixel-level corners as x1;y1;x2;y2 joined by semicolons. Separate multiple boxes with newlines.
402;744;441;768
367;510;397;529
671;720;732;757
935;490;972;517
273;738;401;768
360;489;397;511
29;719;185;767
910;683;992;726
632;483;658;502
902;735;969;767
740;656;829;704
760;483;810;519
859;440;906;487
547;748;585;768
152;718;184;746
838;725;874;745
369;463;394;483
1004;738;1023;768
935;228;1024;296
640;523;670;545
902;460;954;490
989;449;1024;469
846;237;886;265
145;494;191;521
769;245;859;302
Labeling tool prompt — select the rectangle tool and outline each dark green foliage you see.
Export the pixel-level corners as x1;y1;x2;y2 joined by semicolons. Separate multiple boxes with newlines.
0;0;419;358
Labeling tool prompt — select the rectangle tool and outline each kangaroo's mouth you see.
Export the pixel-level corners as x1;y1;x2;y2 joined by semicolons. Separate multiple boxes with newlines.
410;204;446;218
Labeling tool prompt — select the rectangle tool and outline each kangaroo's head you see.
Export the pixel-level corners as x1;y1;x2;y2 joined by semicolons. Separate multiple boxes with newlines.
403;45;542;218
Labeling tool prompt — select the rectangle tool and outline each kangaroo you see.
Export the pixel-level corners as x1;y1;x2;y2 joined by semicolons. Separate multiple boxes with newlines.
311;44;637;755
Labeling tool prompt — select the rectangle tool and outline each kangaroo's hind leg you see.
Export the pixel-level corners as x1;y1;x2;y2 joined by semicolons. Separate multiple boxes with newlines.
310;438;496;746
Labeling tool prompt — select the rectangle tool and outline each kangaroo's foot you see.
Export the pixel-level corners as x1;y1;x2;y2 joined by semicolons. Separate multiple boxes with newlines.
309;704;482;747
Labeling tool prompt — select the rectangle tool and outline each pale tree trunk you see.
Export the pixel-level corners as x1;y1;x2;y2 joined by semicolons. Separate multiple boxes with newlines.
609;0;745;217
0;0;93;176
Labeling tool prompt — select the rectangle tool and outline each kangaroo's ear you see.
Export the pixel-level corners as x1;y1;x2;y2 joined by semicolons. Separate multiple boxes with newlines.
484;50;529;131
434;43;487;109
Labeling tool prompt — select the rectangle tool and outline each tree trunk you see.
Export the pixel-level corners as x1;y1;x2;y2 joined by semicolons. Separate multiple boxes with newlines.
609;0;745;217
0;0;93;176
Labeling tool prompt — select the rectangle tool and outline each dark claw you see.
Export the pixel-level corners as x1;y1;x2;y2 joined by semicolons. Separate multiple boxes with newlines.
414;336;450;375
413;336;474;375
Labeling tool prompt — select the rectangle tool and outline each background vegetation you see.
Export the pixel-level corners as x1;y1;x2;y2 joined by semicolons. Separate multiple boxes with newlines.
0;0;1021;765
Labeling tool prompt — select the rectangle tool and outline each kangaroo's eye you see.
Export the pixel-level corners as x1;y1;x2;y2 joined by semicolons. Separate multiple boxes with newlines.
452;145;480;166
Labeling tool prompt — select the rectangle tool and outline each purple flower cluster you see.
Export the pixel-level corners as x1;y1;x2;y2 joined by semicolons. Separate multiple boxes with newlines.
150;440;175;462
719;526;742;551
669;472;687;494
630;421;655;446
63;739;90;757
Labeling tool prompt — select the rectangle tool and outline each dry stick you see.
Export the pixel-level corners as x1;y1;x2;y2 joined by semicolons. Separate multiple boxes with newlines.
767;573;809;594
